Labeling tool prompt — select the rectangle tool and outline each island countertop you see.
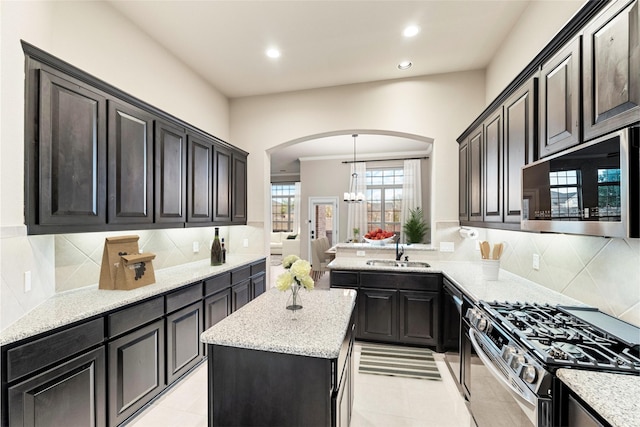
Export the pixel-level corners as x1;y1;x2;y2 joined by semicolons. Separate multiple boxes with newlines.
200;287;357;359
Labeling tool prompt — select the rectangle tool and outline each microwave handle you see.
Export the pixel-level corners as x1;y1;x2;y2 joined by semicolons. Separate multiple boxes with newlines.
468;328;537;406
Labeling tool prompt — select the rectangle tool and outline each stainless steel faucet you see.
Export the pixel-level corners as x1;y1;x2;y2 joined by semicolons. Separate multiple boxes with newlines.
395;239;404;261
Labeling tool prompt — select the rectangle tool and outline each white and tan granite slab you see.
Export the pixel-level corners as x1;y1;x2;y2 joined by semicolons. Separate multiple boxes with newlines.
328;258;585;307
201;287;357;359
557;369;640;427
0;255;265;346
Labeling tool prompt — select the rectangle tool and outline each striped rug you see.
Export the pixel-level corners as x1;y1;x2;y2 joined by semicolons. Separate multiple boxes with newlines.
358;343;441;381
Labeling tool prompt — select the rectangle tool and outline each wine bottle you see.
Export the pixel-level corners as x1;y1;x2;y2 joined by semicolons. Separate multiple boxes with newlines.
211;227;223;266
221;238;226;264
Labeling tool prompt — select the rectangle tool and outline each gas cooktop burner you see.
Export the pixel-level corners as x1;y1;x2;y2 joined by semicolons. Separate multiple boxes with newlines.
480;301;640;373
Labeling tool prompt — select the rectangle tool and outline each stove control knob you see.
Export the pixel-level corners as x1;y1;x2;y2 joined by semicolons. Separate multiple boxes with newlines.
502;345;516;361
522;365;537;384
477;317;488;331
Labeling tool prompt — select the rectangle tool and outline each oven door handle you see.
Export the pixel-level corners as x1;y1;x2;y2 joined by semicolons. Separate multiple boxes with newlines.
468;328;537;406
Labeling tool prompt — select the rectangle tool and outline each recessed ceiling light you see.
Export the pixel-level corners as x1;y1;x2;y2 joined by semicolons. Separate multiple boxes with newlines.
403;25;420;38
398;61;413;70
266;48;281;59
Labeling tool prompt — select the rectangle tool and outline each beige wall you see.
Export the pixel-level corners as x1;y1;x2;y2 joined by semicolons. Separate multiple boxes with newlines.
485;0;585;103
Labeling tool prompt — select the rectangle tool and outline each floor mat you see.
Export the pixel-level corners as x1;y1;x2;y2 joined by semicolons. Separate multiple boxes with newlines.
358;343;441;381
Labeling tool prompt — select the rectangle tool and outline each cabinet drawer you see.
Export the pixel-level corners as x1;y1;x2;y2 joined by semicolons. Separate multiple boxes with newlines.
6;318;104;383
231;266;251;284
108;296;163;338
204;272;231;296
360;272;440;291
251;260;266;276
166;282;202;314
330;271;359;287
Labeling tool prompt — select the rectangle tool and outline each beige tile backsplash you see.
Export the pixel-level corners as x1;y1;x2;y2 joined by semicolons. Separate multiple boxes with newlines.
434;221;640;327
1;222;638;330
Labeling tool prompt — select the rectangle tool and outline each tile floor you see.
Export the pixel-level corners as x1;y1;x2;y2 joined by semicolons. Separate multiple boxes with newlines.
128;261;472;426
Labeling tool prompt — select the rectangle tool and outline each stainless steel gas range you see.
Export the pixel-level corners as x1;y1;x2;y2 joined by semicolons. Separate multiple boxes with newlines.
465;301;640;427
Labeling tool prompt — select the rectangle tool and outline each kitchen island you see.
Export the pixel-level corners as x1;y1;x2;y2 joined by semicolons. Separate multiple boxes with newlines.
200;287;357;427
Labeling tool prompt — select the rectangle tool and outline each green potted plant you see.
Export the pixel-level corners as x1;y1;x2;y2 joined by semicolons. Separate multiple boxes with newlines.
403;207;428;244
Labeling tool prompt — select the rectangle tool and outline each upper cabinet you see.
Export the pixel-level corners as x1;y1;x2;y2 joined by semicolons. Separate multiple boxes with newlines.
23;42;248;234
108;100;154;225
583;0;640;140
155;121;187;224
35;69;107;228
539;36;581;158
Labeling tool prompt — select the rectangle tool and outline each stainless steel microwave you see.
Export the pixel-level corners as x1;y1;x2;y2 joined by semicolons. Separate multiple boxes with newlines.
521;126;639;238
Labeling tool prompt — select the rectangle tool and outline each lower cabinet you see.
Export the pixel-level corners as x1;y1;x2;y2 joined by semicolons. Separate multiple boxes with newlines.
166;301;204;384
358;288;398;342
108;320;166;427
252;273;266;298
231;280;251;311
205;288;231;329
399;290;438;346
7;347;106;427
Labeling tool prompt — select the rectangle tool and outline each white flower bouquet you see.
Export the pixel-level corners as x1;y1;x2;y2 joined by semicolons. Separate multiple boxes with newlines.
276;255;314;313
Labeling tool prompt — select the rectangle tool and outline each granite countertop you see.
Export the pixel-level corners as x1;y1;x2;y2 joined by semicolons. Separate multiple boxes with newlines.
0;254;265;346
328;258;585;307
201;287;357;359
557;369;640;427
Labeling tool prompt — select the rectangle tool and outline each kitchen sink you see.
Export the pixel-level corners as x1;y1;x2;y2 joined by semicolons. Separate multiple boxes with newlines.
366;260;431;268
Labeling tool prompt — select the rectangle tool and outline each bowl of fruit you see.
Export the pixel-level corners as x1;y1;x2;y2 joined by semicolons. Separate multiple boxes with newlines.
363;228;396;245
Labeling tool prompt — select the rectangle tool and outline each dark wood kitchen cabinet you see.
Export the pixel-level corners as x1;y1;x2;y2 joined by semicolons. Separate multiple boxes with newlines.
483;109;503;223
23;42;249;234
399;290;438;346
458;140;469;222
503;76;537;223
7;347;107;427
155;121;187;224
213;145;232;222
108;319;165;427
187;134;213;223
583;0;640;140
358;288;399;342
108;100;154;225
539;36;581;158
35;69;107;228
232;152;248;223
468;126;484;222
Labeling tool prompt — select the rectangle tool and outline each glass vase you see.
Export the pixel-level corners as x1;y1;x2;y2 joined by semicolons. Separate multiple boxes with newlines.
286;283;303;318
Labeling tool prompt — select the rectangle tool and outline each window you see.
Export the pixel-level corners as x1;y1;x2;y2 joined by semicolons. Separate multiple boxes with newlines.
549;170;581;218
597;168;621;219
271;184;296;232
365;167;403;233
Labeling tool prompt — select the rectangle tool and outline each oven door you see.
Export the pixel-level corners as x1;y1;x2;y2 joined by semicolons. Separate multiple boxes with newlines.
468;329;542;427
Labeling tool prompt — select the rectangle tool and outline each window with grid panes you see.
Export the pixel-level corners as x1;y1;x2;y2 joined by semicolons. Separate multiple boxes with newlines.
365;167;403;234
549;170;581;218
597;168;621;219
271;184;296;232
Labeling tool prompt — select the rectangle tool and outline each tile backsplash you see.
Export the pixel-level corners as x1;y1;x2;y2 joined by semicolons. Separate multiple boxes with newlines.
434;221;640;327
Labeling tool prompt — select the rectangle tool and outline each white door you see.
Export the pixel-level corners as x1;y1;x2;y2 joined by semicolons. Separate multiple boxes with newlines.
308;197;339;257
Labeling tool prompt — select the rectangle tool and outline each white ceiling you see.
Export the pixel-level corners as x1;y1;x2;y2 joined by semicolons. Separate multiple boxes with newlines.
107;0;534;174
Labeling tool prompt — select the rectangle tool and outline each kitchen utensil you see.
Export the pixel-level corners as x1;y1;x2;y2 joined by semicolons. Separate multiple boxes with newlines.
492;243;503;260
480;241;490;259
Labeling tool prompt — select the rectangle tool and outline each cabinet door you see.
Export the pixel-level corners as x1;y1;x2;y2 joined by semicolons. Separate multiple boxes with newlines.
166;302;204;384
504;77;537;223
108;320;165;427
539;36;581;158
252;273;266;299
187;134;213;223
232;152;248;224
38;70;106;226
358;288;398;342
458;141;469;222
232;280;251;311
484;110;503;222
469;127;483;222
204;289;231;329
155;121;187;223
7;347;106;427
107;100;154;224
399;290;438;346
213;145;232;222
583;0;640;140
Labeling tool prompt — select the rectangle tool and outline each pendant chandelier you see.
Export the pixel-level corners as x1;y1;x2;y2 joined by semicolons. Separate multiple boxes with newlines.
343;134;365;203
